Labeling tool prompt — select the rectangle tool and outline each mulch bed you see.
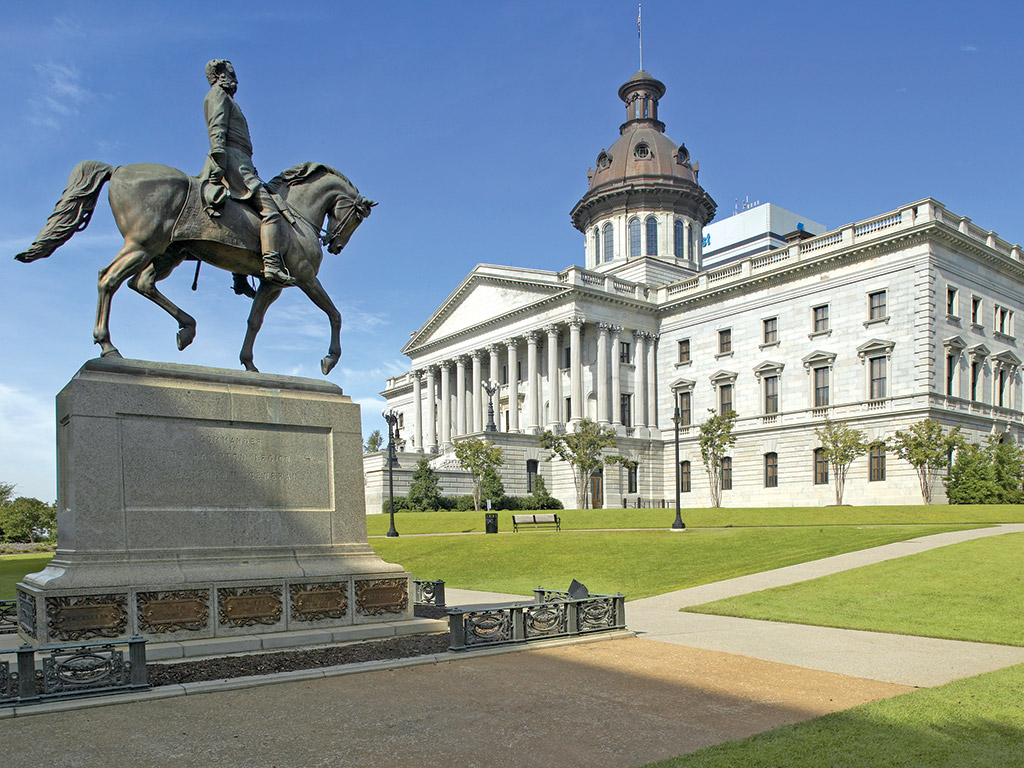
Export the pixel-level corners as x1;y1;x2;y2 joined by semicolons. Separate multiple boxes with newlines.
147;605;452;687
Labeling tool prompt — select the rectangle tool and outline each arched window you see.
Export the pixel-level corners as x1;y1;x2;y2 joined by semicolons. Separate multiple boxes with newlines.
602;222;614;262
629;218;641;259
674;220;685;258
679;460;691;493
814;449;829;485
764;453;778;488
645;216;658;256
592;228;600;264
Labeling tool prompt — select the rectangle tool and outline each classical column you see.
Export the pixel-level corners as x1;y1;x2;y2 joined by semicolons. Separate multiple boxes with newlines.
647;333;659;429
455;356;467;437
471;350;483;433
425;365;438;452
545;325;561;427
569;317;584;423
487;344;501;431
439;361;452;448
610;326;623;426
596;323;610;425
411;369;423;452
507;338;520;432
525;332;541;433
633;330;647;428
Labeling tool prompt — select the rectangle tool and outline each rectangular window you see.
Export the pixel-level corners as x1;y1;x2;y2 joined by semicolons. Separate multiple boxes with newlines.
679;461;691;493
998;368;1008;407
996;305;1013;336
719;384;734;415
813;304;829;333
869;445;886;481
526;459;538;493
763;317;778;344
814;448;829;485
972;296;982;325
869;290;887;320
516;361;522;382
869;357;887;400
563;347;571;369
764;375;779;414
501;365;508;385
971;361;981;401
620;394;632;427
627;463;638;494
946;354;956;397
718;328;732;354
620;342;631;364
677;338;690;364
677;391;692;426
565;396;572;421
720;457;732;491
764;453;778;488
814;366;829;407
946;286;958;316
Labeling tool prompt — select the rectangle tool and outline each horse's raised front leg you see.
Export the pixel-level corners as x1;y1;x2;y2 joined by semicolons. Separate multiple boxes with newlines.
94;240;157;358
127;253;196;350
296;276;342;376
239;281;284;372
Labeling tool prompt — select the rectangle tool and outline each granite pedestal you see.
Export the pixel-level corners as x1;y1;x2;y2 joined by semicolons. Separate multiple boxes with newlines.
17;358;411;645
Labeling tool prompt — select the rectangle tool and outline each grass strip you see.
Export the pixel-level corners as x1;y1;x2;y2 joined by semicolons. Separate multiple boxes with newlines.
685;532;1024;647
0;553;52;599
370;525;969;600
641;662;1024;768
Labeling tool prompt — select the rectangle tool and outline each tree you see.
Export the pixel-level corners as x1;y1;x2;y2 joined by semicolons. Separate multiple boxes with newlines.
989;435;1024;502
815;418;868;506
890;419;963;504
540;418;619;509
698;409;736;508
452;437;504;512
406;457;441;510
0;496;56;543
947;434;1024;504
364;429;384;453
0;481;13;506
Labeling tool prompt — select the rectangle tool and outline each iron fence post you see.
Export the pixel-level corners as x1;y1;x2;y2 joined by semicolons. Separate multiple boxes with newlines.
615;594;626;629
448;610;465;651
16;644;37;701
434;580;446;607
512;606;525;642
567;600;579;635
128;636;148;688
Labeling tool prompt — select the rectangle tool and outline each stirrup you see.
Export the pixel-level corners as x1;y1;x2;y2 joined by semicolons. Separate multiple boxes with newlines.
262;252;296;286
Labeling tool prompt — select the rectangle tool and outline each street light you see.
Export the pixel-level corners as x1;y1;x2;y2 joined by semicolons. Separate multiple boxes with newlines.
382;409;400;538
482;380;498;432
671;404;686;530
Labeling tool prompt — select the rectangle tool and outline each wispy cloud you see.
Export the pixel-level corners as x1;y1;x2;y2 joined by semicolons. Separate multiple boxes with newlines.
960;45;978;52
28;62;96;129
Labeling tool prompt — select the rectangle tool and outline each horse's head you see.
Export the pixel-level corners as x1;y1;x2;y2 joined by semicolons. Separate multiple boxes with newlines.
325;195;377;254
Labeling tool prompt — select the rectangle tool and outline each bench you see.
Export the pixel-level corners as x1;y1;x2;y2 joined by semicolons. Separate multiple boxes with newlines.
512;513;561;532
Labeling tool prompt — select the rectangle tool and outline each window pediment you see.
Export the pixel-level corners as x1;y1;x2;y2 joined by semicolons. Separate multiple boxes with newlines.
671;377;696;392
709;370;738;387
968;343;990;359
856;338;895;360
802;350;836;370
993;350;1021;367
753;360;785;378
943;335;967;351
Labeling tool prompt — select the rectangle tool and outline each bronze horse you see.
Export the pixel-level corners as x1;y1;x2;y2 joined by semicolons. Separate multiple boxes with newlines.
15;160;374;375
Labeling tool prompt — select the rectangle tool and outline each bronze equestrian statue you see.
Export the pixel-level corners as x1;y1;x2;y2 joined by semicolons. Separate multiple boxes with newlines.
14;60;375;376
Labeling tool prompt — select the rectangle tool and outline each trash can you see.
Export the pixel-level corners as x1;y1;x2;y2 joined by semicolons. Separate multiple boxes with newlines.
485;513;498;534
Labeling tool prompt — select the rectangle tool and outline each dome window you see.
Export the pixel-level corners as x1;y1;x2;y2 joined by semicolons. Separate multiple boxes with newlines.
602;222;615;262
629;218;641;259
634;143;651;159
676;144;690;165
674;220;685;257
597;150;612;169
592;228;601;264
645;216;658;256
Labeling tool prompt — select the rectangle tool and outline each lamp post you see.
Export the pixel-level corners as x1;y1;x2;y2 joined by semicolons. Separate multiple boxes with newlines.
382;409;400;538
671;404;686;530
483;380;498;432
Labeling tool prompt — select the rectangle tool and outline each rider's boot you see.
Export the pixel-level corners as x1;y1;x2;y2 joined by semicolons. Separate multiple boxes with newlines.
262;252;296;286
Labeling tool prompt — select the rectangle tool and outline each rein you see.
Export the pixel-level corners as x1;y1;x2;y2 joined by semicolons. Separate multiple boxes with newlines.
292;196;364;248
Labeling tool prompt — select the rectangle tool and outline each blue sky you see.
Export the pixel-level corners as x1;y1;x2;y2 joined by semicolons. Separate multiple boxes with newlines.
1;1;1021;501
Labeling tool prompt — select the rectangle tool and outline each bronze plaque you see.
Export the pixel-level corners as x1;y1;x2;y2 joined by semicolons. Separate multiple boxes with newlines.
355;579;408;617
290;582;347;621
218;587;283;627
138;590;209;633
46;594;128;641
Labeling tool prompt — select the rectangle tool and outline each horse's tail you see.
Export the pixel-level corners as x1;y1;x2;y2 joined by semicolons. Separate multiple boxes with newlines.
14;160;116;263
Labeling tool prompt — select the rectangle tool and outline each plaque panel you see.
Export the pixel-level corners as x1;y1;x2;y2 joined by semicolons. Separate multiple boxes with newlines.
355;578;408;617
289;582;347;621
218;586;283;627
46;594;128;641
137;590;210;633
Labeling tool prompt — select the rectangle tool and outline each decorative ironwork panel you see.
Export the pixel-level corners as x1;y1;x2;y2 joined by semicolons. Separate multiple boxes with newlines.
46;594;128;641
355;578;408;617
137;590;209;633
41;644;128;695
464;609;512;646
217;586;283;627
413;579;444;606
290;582;347;621
17;590;36;638
0;599;17;635
0;660;14;704
578;598;616;632
535;589;570;603
524;602;567;638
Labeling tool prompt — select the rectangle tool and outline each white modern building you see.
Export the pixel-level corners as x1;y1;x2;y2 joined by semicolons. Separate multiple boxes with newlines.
364;70;1024;512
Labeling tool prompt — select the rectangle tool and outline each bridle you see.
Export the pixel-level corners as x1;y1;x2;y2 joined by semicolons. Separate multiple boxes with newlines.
318;196;374;248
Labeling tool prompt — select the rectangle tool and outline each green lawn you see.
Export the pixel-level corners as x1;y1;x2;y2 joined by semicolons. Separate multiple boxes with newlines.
370;525;970;600
685;532;1024;647
642;662;1024;768
366;504;1024;536
0;553;51;599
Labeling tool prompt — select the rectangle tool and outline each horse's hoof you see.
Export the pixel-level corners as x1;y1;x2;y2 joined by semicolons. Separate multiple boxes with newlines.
101;348;123;359
177;325;196;351
241;361;259;373
321;355;338;376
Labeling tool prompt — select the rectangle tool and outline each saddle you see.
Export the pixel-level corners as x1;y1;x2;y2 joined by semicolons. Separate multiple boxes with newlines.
171;177;261;253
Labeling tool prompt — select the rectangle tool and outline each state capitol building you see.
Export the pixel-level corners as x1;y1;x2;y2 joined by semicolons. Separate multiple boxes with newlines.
364;70;1024;511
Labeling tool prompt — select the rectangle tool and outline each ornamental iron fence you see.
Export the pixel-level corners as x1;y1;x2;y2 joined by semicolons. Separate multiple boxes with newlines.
412;579;446;607
0;600;16;635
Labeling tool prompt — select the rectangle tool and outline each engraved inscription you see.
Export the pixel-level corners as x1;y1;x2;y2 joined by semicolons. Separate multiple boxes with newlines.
218;586;283;627
138;590;210;633
120;418;332;511
290;582;347;621
355;578;408;617
17;590;36;638
46;594;128;641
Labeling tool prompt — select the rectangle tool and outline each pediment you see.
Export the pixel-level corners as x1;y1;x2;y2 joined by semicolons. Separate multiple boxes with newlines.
670;377;696;391
752;360;785;377
802;350;836;369
943;334;967;350
856;338;895;358
993;350;1021;366
968;343;991;358
709;369;738;384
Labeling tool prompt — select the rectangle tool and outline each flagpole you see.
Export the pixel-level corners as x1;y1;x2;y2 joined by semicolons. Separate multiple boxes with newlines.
638;3;643;71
